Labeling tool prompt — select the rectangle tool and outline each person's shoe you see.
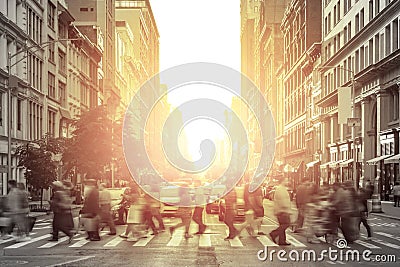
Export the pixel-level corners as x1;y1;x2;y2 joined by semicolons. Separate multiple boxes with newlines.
90;237;101;241
184;233;193;239
169;227;174;236
366;237;372;241
257;231;266;236
48;238;59;242
107;232;117;236
67;235;73;244
278;241;291;246
308;239;321;244
224;236;235;240
126;237;138;242
119;234;128;238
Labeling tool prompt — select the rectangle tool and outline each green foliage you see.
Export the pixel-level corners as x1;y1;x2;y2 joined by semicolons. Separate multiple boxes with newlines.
62;105;113;180
15;135;63;191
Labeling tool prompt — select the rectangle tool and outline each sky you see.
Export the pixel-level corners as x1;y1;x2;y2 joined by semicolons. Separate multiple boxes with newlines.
149;0;241;73
149;0;241;162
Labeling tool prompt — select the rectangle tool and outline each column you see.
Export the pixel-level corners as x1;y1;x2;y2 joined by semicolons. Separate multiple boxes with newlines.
0;34;7;71
361;97;374;184
376;91;389;197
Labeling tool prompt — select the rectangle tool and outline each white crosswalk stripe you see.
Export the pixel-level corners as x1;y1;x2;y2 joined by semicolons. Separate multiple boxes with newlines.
375;232;400;242
4;234;51;249
198;234;211;247
256;235;278;247
38;235;74;248
354;240;381;249
286;234;306;247
69;232;107;248
133;235;155;247
104;236;124;247
167;229;184;247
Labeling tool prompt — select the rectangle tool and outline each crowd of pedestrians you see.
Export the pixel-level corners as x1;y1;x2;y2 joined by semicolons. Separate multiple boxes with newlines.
0;175;381;246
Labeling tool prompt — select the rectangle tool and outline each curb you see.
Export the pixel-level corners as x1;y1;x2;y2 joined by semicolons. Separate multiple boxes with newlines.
371;212;400;221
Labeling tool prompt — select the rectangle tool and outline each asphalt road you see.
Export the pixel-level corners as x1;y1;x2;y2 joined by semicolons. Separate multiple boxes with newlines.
0;200;399;267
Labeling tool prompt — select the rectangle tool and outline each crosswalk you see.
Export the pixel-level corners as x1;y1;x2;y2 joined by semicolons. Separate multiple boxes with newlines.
0;218;399;252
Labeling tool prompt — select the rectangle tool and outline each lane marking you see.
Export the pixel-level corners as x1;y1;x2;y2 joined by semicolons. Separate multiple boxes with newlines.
133;235;155;247
44;256;95;267
4;234;51;249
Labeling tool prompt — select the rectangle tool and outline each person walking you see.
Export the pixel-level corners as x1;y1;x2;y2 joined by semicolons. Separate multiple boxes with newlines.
6;180;30;242
358;187;372;240
237;183;256;237
99;183;117;236
120;186;147;241
248;182;265;235
143;192;165;235
169;188;193;239
192;187;207;235
48;181;73;243
295;179;314;233
223;186;239;240
393;182;400;207
269;175;291;246
81;179;101;241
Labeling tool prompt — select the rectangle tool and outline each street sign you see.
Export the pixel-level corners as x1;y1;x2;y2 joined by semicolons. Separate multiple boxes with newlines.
0;165;8;173
347;117;361;127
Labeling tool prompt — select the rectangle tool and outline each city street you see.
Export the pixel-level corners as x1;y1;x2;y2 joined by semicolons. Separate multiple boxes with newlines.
0;200;399;267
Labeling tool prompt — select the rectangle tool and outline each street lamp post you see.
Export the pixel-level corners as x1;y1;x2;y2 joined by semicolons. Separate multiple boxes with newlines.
317;66;358;189
5;38;82;195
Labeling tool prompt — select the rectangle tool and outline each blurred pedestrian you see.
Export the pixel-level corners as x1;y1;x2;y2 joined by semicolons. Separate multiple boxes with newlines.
248;182;265;235
99;183;117;236
81;179;101;241
143;192;165;235
49;181;73;243
120;186;147;241
237;183;256;237
192;187;207;235
116;188;131;225
223;186;239;240
269;176;291;246
357;187;372;240
295;179;315;233
169;188;193;239
393;182;400;207
6;180;30;242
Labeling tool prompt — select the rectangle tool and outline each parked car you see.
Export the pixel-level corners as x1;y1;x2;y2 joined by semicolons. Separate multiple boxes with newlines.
218;186;245;222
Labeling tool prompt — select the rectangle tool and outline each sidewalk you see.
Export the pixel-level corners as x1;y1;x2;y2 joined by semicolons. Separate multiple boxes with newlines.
368;200;400;221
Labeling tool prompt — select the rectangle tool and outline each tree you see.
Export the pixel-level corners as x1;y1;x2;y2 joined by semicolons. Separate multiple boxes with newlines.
15;135;64;207
62;105;113;181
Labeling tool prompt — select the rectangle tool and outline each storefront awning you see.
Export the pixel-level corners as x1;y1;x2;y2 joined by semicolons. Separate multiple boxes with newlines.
329;160;344;168
366;154;393;165
306;160;320;168
384;154;400;164
283;160;303;173
339;158;354;167
320;161;334;169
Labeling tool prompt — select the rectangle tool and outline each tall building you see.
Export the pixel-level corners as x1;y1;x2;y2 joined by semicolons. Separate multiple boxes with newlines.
319;0;400;199
281;0;322;188
66;0;118;114
257;0;290;180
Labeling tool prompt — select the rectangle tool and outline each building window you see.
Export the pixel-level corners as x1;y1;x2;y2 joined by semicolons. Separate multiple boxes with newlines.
48;110;56;136
360;46;365;70
355;50;360;73
337;1;341;22
17;99;22;131
347;22;352;40
48;36;55;62
385;25;391;56
393;19;399;51
48;72;56;99
47;1;56;30
59;82;66;107
375;34;380;62
28;101;43;140
58;50;66;75
334;6;337;25
0;93;2;126
355;14;360;34
360;9;365;28
369;0;374;21
28;53;43;90
344;26;348;43
375;0;380;16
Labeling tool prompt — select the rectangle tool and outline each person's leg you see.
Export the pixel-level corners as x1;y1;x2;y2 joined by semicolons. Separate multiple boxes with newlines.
144;210;157;233
153;210;165;230
361;218;372;238
51;214;59;240
182;216;192;238
106;210;116;234
224;210;238;238
276;213;290;244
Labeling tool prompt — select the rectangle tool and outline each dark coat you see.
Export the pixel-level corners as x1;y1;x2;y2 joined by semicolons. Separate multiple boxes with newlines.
81;187;100;217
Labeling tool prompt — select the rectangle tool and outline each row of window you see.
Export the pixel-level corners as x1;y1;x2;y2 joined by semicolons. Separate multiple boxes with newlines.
323;18;400;97
285;122;306;152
